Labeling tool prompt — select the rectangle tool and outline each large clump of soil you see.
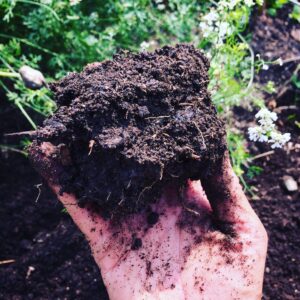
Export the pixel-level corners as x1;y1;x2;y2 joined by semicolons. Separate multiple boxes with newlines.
31;44;226;215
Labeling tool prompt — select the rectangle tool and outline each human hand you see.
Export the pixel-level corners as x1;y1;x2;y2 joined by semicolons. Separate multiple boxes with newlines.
30;142;267;300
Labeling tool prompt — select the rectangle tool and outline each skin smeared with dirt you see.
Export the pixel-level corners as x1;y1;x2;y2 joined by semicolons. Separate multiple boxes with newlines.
30;44;226;216
29;142;267;299
28;44;267;299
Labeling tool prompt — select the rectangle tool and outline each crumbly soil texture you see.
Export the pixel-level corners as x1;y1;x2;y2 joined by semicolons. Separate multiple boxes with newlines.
1;9;300;299
32;44;226;215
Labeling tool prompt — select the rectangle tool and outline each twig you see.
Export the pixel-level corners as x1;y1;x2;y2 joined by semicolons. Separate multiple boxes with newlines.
0;259;15;265
248;150;274;161
4;130;36;137
274;105;298;113
183;205;200;216
145;115;170;120
35;183;42;203
0;144;27;156
192;121;206;150
280;56;300;65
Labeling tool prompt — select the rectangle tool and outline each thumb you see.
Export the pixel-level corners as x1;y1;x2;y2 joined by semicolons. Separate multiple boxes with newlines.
201;153;257;231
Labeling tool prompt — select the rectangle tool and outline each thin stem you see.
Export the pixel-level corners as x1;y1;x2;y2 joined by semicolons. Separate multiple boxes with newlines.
279;56;300;64
248;150;274;161
0;144;27;156
0;83;35;127
15;100;37;129
16;0;61;21
239;174;256;197
238;33;255;92
0;33;58;56
0;55;16;73
0;79;10;92
0;71;20;78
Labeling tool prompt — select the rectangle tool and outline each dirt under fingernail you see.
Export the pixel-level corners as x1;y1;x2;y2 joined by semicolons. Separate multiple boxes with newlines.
31;44;226;216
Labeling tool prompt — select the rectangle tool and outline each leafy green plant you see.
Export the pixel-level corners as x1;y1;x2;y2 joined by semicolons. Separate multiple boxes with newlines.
247;165;263;179
266;0;300;20
0;0;280;188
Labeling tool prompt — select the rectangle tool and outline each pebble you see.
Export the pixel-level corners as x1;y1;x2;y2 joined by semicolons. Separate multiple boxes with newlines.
291;28;300;42
283;176;298;192
19;65;47;90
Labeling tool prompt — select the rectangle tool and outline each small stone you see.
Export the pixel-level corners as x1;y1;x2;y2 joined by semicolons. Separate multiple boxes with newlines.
291;29;300;42
19;65;48;90
283;176;298;192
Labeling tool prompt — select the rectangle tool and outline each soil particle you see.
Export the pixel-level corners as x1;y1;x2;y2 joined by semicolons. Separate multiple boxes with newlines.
147;211;159;226
131;237;142;251
146;260;153;277
31;44;226;216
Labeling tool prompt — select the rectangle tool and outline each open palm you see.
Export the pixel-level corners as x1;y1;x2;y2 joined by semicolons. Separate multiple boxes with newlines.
31;142;267;300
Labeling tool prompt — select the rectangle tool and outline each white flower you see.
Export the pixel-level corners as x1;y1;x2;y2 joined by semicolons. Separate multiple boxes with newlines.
219;0;240;9
248;127;267;142
255;108;278;122
199;22;212;37
70;0;81;6
249;108;291;149
262;64;269;70
218;21;231;38
258;120;276;131
269;132;291;149
204;11;218;24
245;0;255;7
140;41;150;50
227;0;239;9
157;4;165;10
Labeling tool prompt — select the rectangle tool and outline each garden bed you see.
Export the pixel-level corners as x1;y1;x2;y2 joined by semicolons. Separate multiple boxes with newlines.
0;6;300;300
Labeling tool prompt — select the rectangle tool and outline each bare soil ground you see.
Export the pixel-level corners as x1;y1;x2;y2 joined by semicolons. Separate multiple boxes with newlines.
0;7;299;300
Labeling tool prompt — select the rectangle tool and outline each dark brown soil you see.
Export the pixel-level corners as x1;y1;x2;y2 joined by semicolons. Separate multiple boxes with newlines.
31;44;226;215
234;104;300;299
250;4;300;107
0;99;108;299
0;8;299;300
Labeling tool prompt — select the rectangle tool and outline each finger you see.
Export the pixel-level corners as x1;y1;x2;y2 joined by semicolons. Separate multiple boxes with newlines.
30;142;168;274
29;141;107;239
186;180;212;211
201;152;256;227
50;184;107;239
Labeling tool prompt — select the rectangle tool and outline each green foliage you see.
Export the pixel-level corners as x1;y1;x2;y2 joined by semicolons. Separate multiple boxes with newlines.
227;131;250;177
0;0;271;185
291;73;300;89
247;165;263;179
263;81;277;94
267;0;300;21
290;4;300;22
0;0;204;128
